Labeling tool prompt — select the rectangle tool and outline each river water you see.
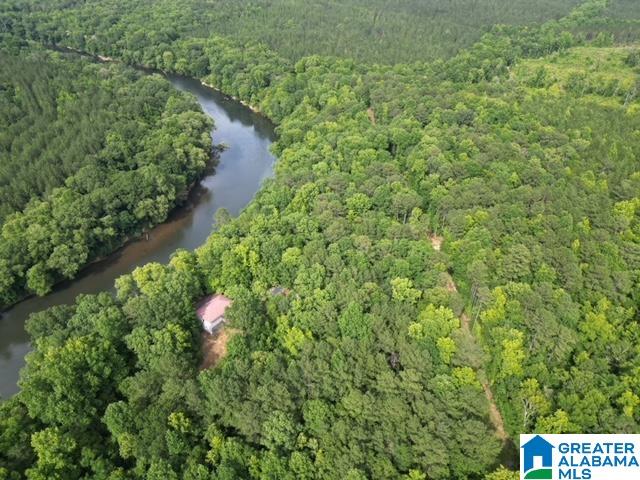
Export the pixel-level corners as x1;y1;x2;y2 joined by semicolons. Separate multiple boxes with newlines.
0;73;276;398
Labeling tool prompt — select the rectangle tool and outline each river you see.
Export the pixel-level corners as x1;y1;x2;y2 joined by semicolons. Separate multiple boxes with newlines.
0;73;276;398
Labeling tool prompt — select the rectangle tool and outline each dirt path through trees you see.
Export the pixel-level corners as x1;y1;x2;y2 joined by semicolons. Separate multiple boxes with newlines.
431;234;508;442
482;380;508;441
461;300;508;441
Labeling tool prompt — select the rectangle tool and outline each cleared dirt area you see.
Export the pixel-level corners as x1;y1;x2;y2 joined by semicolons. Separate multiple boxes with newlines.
200;327;240;370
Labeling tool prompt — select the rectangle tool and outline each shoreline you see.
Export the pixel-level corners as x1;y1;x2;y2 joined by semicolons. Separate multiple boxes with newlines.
0;150;221;315
200;81;263;114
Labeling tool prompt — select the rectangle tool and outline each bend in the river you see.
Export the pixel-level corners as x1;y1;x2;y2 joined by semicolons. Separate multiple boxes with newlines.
0;73;276;398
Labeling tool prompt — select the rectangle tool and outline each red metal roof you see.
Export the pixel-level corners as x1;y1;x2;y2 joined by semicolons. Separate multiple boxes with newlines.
197;294;232;324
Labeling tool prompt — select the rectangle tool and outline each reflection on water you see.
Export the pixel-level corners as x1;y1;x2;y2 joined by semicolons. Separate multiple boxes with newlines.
0;73;276;398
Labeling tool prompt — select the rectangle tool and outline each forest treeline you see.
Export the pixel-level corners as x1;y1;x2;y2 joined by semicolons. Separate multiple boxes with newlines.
0;0;639;479
3;0;639;65
0;47;212;307
0;0;591;65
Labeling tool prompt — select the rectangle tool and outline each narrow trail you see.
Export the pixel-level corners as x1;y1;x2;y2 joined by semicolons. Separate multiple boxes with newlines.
483;380;508;441
430;234;508;442
460;312;471;333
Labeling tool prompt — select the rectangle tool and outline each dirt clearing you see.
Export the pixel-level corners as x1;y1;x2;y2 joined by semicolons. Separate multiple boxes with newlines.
200;327;240;370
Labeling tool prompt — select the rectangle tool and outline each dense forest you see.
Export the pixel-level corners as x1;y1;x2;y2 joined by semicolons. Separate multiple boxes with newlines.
0;46;212;307
2;0;584;64
1;0;639;479
570;0;640;45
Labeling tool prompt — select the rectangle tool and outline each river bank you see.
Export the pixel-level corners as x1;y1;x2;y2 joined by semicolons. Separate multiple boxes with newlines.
0;147;224;314
53;45;266;116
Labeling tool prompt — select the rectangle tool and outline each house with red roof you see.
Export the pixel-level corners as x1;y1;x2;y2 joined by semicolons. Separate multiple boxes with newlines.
196;294;232;334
